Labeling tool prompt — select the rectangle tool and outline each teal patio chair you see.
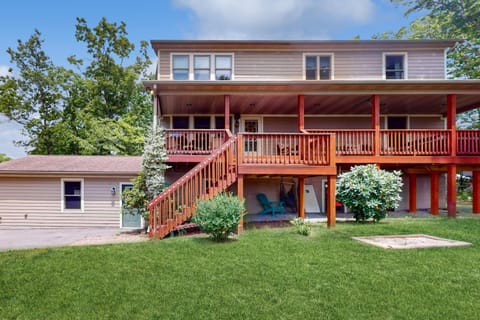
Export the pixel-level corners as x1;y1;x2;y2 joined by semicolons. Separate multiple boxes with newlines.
256;193;286;216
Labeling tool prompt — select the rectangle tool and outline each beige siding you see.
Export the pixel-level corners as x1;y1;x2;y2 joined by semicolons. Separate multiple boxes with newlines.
408;50;445;79
263;117;298;132
305;116;372;129
0;177;134;228
234;52;303;80
157;48;445;81
158;50;171;80
334;51;383;80
410;116;445;129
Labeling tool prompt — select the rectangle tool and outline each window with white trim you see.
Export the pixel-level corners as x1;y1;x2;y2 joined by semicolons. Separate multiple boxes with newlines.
215;55;232;80
385;54;406;79
305;54;332;80
61;179;84;212
172;55;189;80
171;53;233;80
194;55;210;80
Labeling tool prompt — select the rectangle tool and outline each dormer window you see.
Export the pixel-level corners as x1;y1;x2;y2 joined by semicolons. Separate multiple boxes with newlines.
384;53;407;79
304;54;332;80
171;53;233;80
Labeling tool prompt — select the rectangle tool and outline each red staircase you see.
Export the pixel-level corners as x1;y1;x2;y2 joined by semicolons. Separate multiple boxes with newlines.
148;136;237;238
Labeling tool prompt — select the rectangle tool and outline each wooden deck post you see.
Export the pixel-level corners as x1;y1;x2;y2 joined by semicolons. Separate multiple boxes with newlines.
447;164;457;217
224;95;230;131
430;172;439;215
447;94;457;157
298;95;305;132
237;174;244;233
409;173;417;213
327;175;337;227
473;170;480;214
298;177;305;219
371;95;381;157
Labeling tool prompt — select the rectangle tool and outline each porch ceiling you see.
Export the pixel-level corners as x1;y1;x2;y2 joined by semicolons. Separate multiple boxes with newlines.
149;80;480;116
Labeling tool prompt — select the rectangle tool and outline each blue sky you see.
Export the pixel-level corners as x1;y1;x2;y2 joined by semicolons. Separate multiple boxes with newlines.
0;0;417;158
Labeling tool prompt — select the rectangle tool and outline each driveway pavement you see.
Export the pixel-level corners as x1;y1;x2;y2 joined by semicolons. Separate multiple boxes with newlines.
0;228;145;251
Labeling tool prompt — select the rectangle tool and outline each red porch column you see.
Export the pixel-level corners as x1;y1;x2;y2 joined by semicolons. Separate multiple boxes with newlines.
224;95;230;131
473;170;480;214
447;94;457;157
447;164;457;217
430;172;439;215
371;95;381;157
298;177;305;219
327;175;337;227
298;94;305;132
237;174;244;233
409;173;417;213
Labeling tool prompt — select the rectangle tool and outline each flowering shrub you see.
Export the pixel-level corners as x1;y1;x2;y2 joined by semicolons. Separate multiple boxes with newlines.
336;164;403;222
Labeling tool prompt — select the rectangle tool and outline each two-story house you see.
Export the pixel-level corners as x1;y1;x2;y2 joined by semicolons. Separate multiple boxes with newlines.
144;40;480;238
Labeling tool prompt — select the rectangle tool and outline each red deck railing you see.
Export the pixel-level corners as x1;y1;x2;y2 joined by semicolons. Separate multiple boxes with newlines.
165;129;226;155
148;136;237;238
237;133;334;166
308;129;374;156
457;130;480;155
380;130;450;155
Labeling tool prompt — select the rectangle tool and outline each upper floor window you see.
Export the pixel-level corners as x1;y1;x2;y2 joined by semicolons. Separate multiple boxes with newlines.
215;56;232;80
171;53;233;80
305;54;332;80
172;55;189;80
385;53;406;79
194;55;210;80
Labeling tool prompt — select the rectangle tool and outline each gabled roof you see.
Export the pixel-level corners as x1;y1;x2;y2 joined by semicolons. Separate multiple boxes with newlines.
0;155;142;177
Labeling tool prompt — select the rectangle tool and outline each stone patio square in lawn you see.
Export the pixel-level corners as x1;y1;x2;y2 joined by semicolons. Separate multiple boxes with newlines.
352;234;472;249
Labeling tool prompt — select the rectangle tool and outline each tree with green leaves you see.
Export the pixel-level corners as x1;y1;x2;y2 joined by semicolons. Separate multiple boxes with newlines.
0;30;67;154
124;125;170;220
0;153;12;163
0;18;153;155
67;17;152;155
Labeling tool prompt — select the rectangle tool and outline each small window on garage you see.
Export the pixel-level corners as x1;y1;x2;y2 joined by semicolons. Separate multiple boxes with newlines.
62;179;84;212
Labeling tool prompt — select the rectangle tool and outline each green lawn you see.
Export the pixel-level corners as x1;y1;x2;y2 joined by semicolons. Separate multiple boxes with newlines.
2;217;480;319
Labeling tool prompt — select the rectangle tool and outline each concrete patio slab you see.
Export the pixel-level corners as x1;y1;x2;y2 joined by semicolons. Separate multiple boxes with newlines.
353;234;472;249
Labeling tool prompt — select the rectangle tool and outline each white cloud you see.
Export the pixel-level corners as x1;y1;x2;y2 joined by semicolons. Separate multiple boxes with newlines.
0;65;12;77
174;0;375;39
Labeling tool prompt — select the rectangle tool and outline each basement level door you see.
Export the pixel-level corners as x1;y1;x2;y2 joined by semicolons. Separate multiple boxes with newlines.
121;183;142;229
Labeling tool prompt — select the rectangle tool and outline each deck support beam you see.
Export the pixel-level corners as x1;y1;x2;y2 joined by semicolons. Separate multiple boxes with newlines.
371;95;381;157
430;172;439;215
473;170;480;214
327;175;337;227
447;164;457;217
409;173;417;213
298;95;305;132
298;177;305;219
224;95;230;131
237;174;244;233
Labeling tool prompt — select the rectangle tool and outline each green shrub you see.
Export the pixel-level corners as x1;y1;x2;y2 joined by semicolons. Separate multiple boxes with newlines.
290;218;312;236
336;164;403;222
192;193;245;241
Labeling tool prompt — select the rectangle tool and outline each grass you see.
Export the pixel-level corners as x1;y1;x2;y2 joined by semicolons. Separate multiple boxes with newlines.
2;217;480;319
